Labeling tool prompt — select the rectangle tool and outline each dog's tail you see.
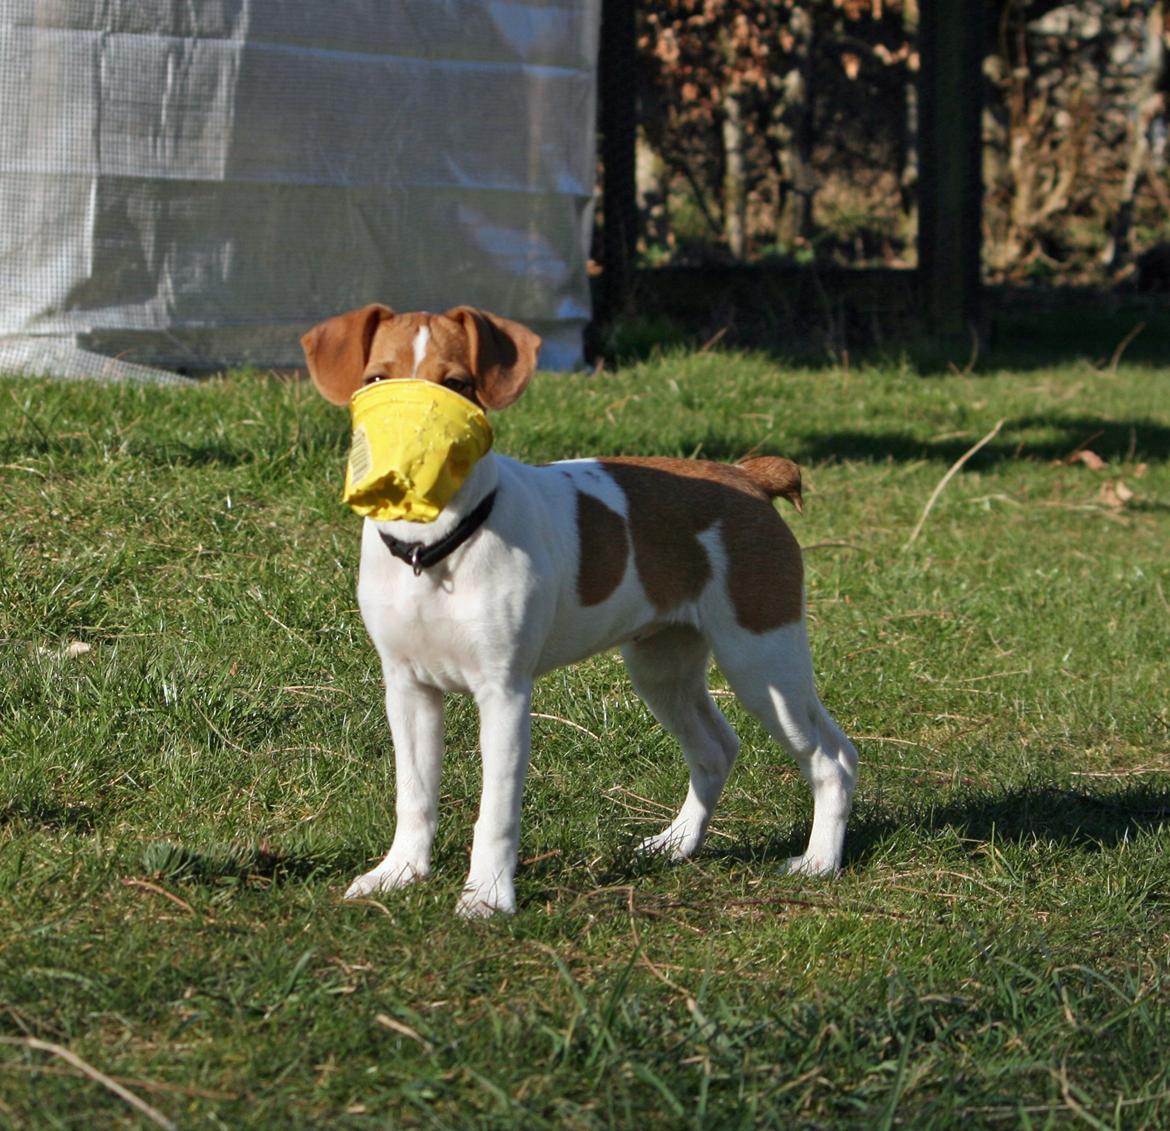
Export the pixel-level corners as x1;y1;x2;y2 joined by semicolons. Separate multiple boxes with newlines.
736;456;803;513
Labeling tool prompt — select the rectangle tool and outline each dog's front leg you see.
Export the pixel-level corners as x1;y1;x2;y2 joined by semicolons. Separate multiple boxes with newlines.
457;681;533;918
345;672;444;900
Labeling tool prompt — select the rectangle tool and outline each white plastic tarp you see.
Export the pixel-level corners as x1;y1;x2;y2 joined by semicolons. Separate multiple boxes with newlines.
0;1;600;381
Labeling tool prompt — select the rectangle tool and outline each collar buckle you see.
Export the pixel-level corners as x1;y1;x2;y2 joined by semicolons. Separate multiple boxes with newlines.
378;490;498;577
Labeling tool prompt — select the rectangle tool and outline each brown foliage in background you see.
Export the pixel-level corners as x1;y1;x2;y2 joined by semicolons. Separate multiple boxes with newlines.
630;0;1168;281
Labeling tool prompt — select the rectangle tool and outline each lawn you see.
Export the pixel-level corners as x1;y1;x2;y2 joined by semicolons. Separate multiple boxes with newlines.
1;349;1168;1128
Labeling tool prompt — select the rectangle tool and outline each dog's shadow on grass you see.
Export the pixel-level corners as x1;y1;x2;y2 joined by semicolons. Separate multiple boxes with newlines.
520;783;1170;899
841;782;1170;868
660;783;1170;876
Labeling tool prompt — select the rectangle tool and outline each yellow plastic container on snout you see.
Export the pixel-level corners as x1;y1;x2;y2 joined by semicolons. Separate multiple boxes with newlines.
342;379;493;523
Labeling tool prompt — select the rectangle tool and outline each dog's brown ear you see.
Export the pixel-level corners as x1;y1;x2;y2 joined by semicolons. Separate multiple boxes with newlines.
444;306;541;410
300;304;395;405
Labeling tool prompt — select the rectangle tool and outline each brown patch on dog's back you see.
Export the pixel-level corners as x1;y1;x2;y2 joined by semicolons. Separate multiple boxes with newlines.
600;458;802;633
575;491;629;606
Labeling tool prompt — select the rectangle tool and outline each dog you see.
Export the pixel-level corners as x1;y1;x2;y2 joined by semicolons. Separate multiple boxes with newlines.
301;304;858;917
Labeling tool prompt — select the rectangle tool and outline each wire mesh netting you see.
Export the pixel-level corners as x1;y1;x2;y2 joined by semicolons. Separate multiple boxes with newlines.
0;1;601;382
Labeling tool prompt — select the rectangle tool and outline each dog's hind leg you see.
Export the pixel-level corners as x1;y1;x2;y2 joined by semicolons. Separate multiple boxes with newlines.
712;623;858;876
622;625;740;860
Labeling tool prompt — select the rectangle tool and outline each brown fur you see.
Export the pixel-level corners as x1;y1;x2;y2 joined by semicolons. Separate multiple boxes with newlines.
598;458;803;633
575;491;630;606
299;303;392;404
300;305;541;409
736;456;803;512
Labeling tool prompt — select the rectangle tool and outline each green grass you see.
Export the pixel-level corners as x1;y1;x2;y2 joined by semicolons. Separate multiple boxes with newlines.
1;353;1168;1129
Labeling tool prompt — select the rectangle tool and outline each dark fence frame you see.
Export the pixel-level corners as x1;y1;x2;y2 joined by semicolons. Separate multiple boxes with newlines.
594;0;986;343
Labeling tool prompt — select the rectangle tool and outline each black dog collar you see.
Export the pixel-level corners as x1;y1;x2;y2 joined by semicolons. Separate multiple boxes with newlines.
378;490;498;576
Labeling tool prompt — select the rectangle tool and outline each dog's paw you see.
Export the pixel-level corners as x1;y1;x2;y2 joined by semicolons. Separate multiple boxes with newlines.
638;824;702;861
783;853;840;878
455;882;516;919
344;860;429;900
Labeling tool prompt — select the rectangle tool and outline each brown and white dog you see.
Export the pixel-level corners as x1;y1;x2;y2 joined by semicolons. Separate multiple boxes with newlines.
301;304;858;917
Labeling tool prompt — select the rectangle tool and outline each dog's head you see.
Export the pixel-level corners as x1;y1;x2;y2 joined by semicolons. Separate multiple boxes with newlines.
300;305;542;410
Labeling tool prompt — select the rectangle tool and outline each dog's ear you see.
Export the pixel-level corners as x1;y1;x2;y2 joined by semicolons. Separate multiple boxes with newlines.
443;306;541;410
300;304;395;405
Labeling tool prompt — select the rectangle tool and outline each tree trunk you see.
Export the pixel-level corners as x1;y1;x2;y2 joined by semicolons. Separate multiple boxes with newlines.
899;2;920;217
722;89;747;258
1103;0;1166;269
771;6;815;250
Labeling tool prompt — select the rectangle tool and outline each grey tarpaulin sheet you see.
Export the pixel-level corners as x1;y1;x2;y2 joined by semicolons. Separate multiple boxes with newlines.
0;1;600;382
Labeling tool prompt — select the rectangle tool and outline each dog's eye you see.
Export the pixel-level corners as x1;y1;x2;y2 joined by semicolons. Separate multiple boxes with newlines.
442;377;474;398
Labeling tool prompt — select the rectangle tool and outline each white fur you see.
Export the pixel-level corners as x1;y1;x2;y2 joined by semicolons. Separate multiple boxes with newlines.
409;325;430;378
344;452;858;918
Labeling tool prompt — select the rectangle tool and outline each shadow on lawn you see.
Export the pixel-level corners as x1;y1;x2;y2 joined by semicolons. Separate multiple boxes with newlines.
115;783;1168;893
589;415;1170;473
843;782;1170;867
137;838;353;887
671;783;1170;875
798;415;1170;468
0;798;101;834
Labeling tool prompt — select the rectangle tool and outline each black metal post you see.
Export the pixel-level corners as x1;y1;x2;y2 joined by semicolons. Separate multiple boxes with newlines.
917;2;985;338
598;0;638;329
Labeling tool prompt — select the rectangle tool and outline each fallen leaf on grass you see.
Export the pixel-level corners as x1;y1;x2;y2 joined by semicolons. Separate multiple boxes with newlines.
1099;479;1135;509
1134;462;1148;479
1066;449;1107;470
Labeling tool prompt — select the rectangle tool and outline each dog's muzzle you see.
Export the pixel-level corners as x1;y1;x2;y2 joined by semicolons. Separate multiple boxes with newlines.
342;379;493;522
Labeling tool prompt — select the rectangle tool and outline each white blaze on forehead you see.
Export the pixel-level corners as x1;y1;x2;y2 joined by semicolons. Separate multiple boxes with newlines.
410;325;430;378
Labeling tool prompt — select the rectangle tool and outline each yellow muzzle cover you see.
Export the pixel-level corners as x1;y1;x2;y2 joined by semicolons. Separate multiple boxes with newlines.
342;379;493;523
